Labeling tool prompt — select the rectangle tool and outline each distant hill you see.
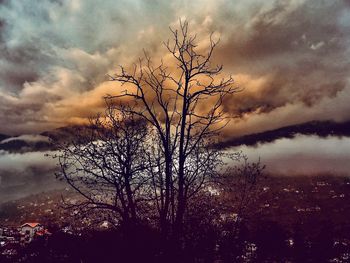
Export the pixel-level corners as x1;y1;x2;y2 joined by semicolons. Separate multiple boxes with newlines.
0;134;52;153
2;120;350;152
40;124;93;142
40;120;350;149
0;133;10;142
0;139;52;152
0;188;76;226
0;125;93;153
217;120;350;149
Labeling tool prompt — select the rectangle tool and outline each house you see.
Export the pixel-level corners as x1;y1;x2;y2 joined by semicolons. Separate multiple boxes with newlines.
20;222;43;244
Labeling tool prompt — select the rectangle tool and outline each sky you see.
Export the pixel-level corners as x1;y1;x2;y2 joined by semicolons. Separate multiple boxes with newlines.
1;0;350;202
0;0;350;136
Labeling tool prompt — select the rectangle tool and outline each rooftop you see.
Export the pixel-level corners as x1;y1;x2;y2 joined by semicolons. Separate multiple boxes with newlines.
20;223;41;228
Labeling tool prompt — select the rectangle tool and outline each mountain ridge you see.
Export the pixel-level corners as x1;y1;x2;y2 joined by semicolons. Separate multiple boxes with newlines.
216;120;350;149
1;120;350;152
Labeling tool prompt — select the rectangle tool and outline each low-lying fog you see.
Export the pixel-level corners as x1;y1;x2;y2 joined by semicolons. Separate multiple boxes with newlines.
0;150;63;203
235;135;350;176
0;135;349;203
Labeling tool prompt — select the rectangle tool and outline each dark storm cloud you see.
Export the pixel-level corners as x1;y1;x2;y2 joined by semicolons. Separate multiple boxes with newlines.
0;0;349;136
216;0;350;120
0;0;176;134
0;44;46;90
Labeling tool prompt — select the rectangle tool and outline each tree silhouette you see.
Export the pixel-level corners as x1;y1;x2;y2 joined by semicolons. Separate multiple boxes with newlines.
107;20;242;237
55;22;264;259
55;101;150;227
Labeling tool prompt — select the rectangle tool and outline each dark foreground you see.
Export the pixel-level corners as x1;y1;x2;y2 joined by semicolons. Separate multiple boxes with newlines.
1;175;350;262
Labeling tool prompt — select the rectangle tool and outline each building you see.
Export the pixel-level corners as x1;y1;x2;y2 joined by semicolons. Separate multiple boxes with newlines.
20;222;43;244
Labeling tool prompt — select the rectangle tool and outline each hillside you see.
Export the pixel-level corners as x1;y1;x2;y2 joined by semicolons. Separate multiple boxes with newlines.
217;120;350;149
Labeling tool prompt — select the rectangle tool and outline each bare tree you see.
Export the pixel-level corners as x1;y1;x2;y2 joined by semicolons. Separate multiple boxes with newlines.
107;20;241;236
55;100;151;227
55;22;264;249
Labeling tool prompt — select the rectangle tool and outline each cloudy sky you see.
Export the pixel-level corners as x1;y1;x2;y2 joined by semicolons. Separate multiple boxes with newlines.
0;0;349;136
1;0;350;201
